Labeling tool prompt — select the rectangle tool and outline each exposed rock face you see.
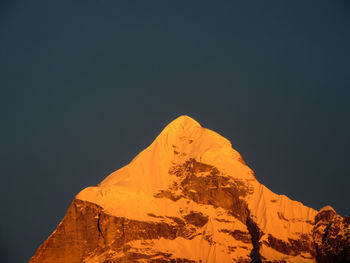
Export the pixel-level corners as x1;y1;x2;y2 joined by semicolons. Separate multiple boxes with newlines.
30;199;200;263
313;206;350;263
30;116;349;263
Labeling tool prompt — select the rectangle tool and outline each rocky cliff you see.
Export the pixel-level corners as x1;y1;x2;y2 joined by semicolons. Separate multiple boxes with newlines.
30;116;350;263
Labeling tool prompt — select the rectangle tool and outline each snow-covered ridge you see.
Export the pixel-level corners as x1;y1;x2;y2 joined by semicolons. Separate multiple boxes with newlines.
77;116;317;244
32;116;349;263
78;115;253;197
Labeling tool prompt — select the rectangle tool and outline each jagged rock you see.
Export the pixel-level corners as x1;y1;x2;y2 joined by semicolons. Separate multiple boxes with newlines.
313;207;350;263
30;116;349;263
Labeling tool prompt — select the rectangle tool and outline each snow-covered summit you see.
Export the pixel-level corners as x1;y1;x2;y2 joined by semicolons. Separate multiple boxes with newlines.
77;116;316;245
31;116;349;263
79;116;252;195
161;115;201;133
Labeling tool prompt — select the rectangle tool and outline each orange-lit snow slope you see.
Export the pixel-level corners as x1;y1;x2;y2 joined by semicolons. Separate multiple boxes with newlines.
76;116;318;263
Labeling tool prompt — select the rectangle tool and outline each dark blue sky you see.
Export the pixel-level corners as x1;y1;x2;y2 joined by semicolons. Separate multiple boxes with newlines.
1;1;350;262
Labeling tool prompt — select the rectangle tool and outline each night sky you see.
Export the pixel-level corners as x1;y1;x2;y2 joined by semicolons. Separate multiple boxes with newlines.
1;1;350;262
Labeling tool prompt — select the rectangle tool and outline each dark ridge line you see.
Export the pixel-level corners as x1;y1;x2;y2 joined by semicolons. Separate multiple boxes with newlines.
97;213;104;239
245;209;263;263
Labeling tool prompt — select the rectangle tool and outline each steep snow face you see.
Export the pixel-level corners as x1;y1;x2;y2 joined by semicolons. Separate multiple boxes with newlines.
75;115;319;262
78;115;253;197
32;115;350;263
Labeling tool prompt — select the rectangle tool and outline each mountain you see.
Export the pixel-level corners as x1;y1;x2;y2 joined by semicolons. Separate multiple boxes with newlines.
30;116;349;263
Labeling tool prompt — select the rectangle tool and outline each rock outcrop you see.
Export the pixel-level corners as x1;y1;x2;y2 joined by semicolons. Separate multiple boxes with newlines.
313;206;350;263
30;116;350;263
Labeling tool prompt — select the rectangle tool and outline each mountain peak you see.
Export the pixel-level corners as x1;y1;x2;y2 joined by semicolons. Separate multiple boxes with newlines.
320;205;336;213
157;115;230;153
164;115;201;132
81;114;252;197
31;117;349;263
157;115;202;143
